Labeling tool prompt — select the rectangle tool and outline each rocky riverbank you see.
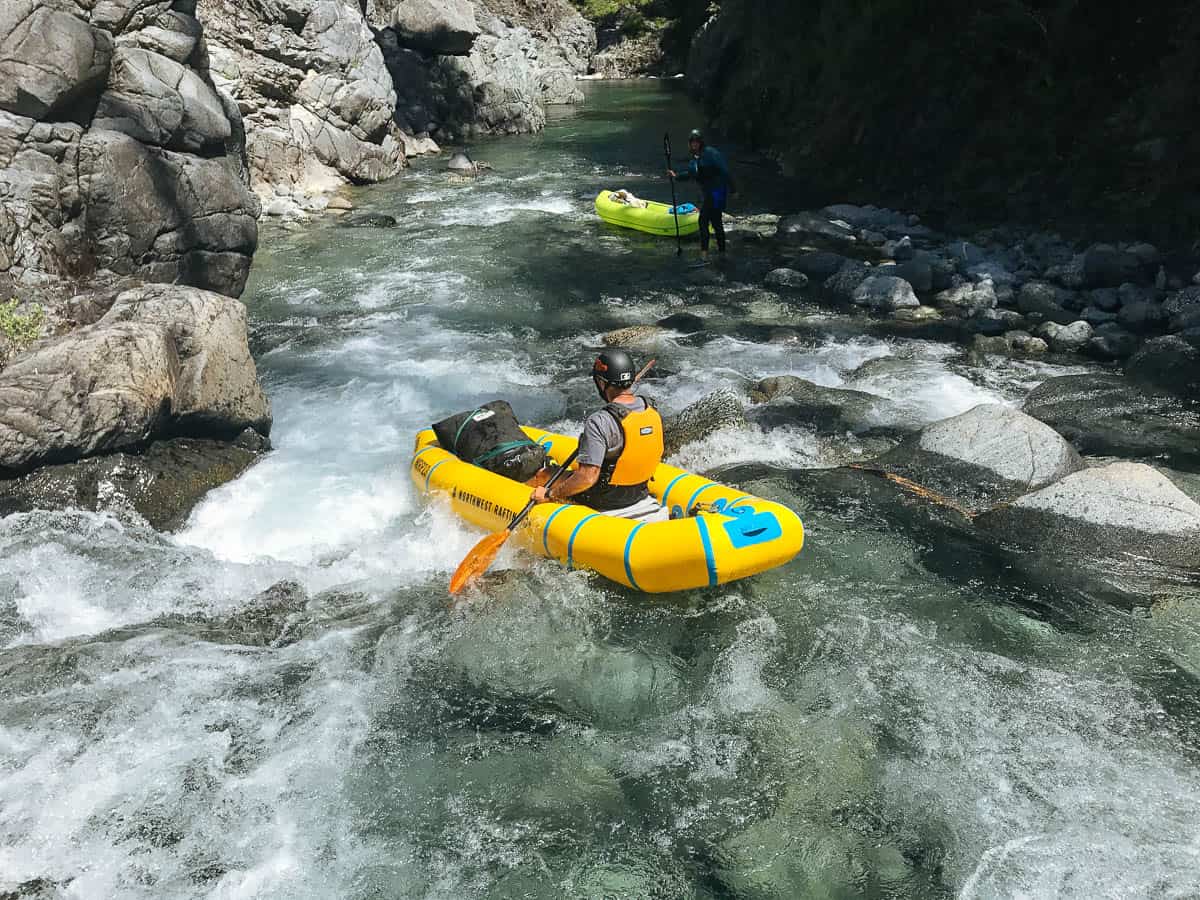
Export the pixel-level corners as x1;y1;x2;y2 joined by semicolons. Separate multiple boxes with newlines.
0;1;272;527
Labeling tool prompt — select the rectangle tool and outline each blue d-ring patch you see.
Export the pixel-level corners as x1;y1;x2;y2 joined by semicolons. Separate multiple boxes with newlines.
722;506;783;549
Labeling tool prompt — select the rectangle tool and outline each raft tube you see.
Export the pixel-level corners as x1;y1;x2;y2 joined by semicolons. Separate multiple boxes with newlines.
412;426;805;593
594;190;700;238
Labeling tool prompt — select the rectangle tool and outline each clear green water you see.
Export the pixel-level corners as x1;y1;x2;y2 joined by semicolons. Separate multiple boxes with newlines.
1;82;1199;899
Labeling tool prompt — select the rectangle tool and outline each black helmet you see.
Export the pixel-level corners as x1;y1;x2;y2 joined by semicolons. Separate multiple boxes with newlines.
592;349;637;390
688;128;703;142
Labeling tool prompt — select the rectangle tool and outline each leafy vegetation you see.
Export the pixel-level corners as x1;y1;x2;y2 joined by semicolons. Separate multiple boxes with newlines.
0;299;46;351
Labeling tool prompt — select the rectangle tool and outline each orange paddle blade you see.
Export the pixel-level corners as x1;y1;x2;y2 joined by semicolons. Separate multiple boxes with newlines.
449;529;512;595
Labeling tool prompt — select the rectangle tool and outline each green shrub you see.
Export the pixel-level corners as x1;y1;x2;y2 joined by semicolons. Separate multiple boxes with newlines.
0;299;46;350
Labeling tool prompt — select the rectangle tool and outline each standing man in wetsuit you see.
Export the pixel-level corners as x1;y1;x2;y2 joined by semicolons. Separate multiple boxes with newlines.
668;129;732;264
529;349;668;522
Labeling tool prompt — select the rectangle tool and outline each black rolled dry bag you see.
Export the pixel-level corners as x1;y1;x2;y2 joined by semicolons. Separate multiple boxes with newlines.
432;401;546;482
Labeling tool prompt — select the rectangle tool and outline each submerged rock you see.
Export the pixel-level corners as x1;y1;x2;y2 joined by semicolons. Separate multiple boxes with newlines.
663;390;748;456
1023;374;1200;469
976;463;1200;569
338;213;399;228
749;376;900;435
871;404;1083;513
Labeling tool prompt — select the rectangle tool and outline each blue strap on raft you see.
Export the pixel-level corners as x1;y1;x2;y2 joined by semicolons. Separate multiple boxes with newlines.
669;203;697;215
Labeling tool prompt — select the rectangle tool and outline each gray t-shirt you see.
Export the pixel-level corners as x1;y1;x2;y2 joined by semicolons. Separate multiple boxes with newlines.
578;397;648;468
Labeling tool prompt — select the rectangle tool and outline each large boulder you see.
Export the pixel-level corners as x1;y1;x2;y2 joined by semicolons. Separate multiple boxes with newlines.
663;390;747;456
94;47;231;153
0;0;258;301
0;284;270;475
851;275;919;311
871;404;1083;513
1036;320;1093;353
1081;245;1145;288
976;463;1200;569
936;279;998;315
77;129;258;297
1017;281;1077;324
787;251;847;280
1023;374;1200;469
100;285;271;437
1164;287;1200;331
822;260;871;301
0;2;114;119
1127;335;1200;398
386;0;480;55
0;321;180;474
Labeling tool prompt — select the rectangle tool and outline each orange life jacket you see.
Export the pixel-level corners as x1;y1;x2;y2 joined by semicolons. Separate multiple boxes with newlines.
576;398;664;511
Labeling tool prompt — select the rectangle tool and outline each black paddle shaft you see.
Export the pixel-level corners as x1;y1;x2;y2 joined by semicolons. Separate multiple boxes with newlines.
664;133;682;256
510;448;580;532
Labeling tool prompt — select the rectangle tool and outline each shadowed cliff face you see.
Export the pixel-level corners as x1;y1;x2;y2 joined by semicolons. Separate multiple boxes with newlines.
688;0;1200;240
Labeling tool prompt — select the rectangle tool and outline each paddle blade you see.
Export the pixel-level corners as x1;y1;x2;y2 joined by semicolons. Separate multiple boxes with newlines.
449;529;511;595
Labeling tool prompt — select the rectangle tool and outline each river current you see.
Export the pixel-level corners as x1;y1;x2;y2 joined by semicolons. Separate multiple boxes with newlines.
2;83;1198;899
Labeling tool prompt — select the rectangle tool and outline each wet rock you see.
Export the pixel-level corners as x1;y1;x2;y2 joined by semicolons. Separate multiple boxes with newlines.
976;463;1200;568
663;390;748;456
446;151;476;172
1128;243;1161;267
1127;336;1200;398
326;195;354;211
788;251;848;280
851;275;919;311
1080;306;1119;326
748;376;897;435
882;235;914;260
338;213;398;228
386;0;480;55
1164;287;1200;331
890;305;942;323
655;312;705;332
1023;374;1200;469
1089;288;1121;311
1087;324;1140;360
601;325;667;349
776;211;857;246
973;335;1011;354
764;268;809;290
1009;331;1049;354
1118;282;1158;308
1036;320;1093;353
887;255;934;293
1082;245;1145;288
966;308;1026;336
0;433;268;531
1118;301;1166;334
1045;254;1087;289
871;404;1083;513
935;280;997;315
822;260;871;301
1018;281;1077;324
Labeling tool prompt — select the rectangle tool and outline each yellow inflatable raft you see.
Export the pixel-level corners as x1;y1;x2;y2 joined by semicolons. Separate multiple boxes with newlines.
595;190;700;238
412;426;805;592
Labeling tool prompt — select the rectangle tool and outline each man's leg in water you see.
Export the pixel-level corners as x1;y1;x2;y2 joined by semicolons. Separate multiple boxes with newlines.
712;205;727;253
698;201;712;259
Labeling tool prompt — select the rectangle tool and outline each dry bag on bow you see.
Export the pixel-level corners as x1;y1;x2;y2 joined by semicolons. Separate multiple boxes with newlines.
432;401;546;483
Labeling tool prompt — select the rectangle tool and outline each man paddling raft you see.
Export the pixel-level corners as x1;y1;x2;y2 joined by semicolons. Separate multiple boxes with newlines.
528;350;668;522
668;128;733;264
